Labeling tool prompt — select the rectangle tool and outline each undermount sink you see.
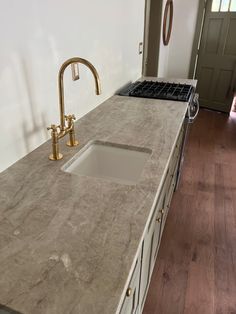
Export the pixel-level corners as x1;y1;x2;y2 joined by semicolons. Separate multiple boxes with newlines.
62;140;152;185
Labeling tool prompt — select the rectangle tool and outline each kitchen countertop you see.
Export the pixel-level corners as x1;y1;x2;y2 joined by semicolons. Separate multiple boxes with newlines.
0;78;196;314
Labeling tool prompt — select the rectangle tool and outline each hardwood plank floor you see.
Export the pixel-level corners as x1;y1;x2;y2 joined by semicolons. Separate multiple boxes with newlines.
143;109;236;314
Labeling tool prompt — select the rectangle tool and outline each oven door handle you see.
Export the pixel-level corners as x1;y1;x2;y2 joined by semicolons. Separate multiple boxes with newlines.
188;93;199;123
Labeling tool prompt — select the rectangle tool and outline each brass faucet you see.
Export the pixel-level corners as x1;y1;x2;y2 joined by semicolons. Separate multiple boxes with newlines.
47;57;101;160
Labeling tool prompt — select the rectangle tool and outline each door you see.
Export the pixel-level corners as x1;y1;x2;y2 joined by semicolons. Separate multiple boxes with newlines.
196;0;236;112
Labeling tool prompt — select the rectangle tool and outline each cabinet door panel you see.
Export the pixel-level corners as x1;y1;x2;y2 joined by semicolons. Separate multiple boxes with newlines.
120;255;141;314
150;205;164;272
140;169;169;310
140;229;153;310
161;157;180;238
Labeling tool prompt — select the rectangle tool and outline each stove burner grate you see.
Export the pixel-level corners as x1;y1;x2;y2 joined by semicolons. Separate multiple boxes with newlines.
127;81;193;102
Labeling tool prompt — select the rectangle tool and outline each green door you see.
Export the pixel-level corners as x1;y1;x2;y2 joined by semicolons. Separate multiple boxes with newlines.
196;0;236;113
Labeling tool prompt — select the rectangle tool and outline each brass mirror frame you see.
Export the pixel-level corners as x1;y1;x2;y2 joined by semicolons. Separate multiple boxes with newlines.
163;0;173;46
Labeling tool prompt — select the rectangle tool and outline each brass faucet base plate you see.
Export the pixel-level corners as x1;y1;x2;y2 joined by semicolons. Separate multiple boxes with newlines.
49;153;63;161
66;140;79;147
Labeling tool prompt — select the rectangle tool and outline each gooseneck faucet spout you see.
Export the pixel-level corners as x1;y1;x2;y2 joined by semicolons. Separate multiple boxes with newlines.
47;57;101;161
58;57;101;132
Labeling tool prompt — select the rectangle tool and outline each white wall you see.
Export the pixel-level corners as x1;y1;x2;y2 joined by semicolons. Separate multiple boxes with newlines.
0;0;145;172
158;0;199;78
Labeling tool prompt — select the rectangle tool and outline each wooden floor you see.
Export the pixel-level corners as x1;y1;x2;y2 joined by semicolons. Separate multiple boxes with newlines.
143;109;236;314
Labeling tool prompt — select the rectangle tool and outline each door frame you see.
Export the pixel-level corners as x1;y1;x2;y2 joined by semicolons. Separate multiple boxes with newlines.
189;0;207;79
142;0;163;77
142;0;151;75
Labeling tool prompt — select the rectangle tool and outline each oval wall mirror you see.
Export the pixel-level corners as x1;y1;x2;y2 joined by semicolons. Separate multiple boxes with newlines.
163;0;173;46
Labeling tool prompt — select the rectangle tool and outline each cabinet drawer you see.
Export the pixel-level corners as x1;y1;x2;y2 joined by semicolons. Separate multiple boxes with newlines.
119;254;141;314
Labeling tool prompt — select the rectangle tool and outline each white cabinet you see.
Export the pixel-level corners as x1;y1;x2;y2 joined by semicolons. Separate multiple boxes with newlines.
119;122;185;314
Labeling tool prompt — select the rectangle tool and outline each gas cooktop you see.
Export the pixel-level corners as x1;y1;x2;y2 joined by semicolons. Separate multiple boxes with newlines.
119;80;194;102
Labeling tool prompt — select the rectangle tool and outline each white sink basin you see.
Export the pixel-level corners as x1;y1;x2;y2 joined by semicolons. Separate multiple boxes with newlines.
62;141;151;185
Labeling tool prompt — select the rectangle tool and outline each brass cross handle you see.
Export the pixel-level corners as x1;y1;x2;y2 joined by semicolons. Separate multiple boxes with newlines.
65;114;76;121
47;124;60;133
65;114;76;128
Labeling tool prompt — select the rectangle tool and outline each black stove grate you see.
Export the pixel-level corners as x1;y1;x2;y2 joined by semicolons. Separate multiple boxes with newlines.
126;80;193;102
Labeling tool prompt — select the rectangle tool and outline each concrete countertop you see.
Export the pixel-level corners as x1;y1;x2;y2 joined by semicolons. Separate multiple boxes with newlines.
0;78;196;314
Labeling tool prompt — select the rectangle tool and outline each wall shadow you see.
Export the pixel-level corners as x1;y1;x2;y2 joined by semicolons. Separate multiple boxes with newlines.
20;59;48;153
